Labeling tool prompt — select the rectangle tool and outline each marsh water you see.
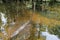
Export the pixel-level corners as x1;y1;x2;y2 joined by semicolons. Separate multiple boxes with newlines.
0;1;60;40
41;27;60;40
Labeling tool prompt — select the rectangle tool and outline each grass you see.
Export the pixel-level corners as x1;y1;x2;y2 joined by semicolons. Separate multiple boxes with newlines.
39;5;60;21
0;3;60;40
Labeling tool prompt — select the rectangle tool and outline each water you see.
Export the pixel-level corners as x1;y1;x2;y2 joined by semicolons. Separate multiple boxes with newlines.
0;12;7;24
0;12;8;36
41;27;60;40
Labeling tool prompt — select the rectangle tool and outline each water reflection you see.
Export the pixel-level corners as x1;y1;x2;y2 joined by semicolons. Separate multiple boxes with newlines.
0;12;8;36
0;12;7;24
41;27;60;40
